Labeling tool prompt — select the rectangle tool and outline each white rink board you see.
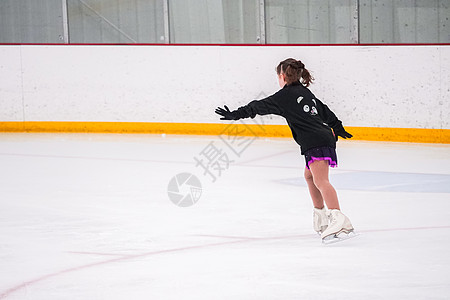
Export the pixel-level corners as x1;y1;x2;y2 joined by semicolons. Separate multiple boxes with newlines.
0;45;449;129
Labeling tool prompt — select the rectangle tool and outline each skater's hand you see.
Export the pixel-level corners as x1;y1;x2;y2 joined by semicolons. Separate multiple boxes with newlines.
333;124;353;141
215;105;239;120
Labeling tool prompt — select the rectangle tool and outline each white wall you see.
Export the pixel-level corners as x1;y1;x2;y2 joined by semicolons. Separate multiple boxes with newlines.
0;45;449;129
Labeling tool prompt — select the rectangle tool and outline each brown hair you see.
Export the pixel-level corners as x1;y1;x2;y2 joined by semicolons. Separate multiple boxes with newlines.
276;58;314;87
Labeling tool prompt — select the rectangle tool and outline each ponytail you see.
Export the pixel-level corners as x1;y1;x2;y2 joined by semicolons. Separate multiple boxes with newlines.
276;58;314;87
300;67;313;87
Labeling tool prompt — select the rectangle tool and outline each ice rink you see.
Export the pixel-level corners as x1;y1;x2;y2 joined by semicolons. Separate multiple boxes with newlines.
1;132;450;299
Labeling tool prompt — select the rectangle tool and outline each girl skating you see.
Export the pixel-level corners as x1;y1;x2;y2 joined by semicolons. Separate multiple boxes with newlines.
215;58;354;243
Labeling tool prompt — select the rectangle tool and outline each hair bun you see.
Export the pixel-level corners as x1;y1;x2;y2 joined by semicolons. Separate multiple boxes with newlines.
276;58;313;87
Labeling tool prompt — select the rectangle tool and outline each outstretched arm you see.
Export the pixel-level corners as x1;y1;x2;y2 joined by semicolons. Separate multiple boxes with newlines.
215;105;239;120
215;95;283;121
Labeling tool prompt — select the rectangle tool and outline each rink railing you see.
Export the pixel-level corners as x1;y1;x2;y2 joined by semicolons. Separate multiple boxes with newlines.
1;44;449;144
0;121;449;144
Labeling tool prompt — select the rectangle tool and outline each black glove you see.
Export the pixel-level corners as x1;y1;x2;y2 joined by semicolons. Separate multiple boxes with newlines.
333;124;353;141
215;105;239;120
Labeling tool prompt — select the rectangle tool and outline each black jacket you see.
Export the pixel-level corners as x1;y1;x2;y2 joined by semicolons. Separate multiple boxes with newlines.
234;81;343;154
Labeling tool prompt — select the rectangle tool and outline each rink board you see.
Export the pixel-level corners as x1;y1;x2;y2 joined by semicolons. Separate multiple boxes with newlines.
0;121;449;143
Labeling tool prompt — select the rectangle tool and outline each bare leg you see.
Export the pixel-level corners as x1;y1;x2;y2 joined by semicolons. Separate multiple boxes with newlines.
304;167;324;209
309;160;340;210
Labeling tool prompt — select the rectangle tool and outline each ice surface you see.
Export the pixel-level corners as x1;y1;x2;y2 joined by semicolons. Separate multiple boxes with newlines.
0;133;449;299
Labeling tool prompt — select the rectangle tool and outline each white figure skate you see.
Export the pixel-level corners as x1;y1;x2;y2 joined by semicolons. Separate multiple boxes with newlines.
321;209;355;244
313;207;328;235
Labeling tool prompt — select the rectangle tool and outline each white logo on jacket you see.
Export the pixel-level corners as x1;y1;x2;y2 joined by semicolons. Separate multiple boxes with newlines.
303;105;310;112
297;96;303;103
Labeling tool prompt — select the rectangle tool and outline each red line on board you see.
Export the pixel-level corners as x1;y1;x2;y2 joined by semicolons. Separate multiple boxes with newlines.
1;43;449;47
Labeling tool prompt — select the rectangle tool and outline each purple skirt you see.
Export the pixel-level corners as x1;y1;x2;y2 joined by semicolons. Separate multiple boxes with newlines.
304;146;338;170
